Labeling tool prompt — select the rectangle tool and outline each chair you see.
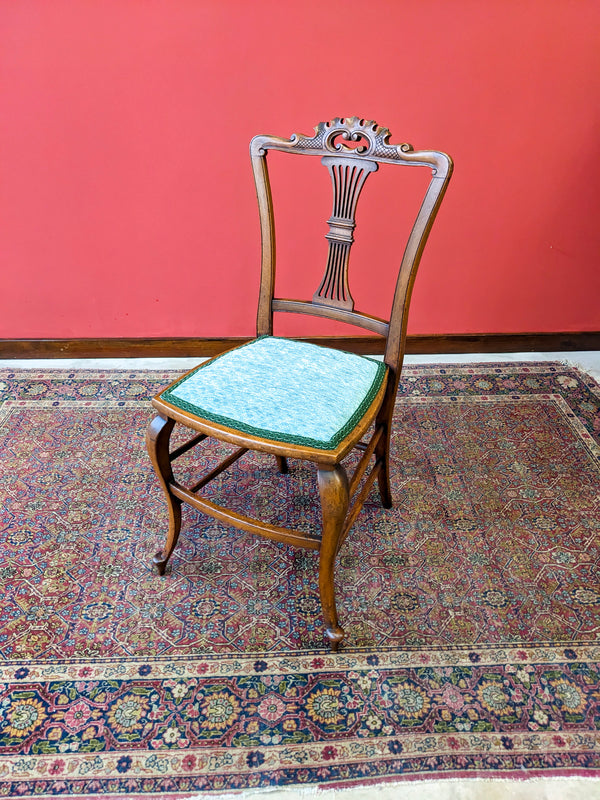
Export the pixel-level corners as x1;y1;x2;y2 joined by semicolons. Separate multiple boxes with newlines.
146;117;452;651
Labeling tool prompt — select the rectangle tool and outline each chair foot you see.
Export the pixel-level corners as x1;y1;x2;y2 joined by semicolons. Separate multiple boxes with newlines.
325;625;345;651
150;494;181;573
153;550;170;576
379;478;393;509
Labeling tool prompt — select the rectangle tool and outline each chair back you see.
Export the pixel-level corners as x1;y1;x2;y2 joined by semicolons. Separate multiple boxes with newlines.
250;116;453;373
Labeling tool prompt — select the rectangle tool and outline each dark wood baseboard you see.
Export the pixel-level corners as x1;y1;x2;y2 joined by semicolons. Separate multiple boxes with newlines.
406;331;600;354
0;332;598;359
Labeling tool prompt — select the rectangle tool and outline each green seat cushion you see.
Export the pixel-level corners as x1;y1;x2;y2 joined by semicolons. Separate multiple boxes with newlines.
160;336;386;450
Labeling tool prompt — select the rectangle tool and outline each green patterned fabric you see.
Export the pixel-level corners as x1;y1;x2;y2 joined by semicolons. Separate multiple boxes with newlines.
161;337;386;449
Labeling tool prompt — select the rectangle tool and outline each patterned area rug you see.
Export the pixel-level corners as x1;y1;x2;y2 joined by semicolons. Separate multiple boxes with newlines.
0;362;599;797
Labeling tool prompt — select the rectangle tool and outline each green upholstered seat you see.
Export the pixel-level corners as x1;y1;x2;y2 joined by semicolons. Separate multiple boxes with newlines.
160;336;386;450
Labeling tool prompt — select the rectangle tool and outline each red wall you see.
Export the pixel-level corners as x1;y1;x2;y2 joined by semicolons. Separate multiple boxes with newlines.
1;0;599;339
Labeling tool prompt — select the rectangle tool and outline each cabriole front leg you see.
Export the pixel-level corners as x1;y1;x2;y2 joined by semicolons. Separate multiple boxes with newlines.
317;463;349;651
146;414;182;576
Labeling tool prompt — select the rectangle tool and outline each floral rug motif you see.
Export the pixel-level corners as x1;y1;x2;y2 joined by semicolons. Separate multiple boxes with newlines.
0;362;599;797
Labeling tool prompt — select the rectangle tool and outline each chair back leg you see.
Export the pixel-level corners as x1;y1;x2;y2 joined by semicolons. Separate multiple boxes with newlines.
375;423;393;509
275;455;289;474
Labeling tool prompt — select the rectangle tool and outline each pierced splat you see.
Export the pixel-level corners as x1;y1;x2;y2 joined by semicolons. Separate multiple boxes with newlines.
313;156;378;310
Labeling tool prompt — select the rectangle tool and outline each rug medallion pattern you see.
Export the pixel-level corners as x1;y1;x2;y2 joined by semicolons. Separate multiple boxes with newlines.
0;363;599;796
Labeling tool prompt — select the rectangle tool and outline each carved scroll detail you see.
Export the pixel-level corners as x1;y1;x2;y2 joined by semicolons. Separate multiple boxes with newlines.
313;157;378;311
291;116;414;161
251;118;451;178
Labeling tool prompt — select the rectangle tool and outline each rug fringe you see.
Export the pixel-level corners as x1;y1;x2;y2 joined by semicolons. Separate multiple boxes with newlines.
195;776;600;800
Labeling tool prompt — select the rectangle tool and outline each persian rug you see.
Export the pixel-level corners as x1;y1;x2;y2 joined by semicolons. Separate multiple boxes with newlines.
0;361;599;798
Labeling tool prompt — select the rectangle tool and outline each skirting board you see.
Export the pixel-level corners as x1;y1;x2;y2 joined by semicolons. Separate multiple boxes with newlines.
0;332;599;359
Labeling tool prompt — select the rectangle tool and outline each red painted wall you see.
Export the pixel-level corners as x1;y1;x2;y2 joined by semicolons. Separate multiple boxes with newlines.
1;0;599;339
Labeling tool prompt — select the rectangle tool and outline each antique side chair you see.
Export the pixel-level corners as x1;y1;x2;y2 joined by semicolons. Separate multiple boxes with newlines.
146;117;453;651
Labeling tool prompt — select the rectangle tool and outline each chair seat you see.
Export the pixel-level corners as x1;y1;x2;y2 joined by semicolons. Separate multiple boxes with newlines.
160;336;386;450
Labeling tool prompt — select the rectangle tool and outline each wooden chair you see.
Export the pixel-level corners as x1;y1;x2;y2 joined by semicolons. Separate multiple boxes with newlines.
146;117;452;651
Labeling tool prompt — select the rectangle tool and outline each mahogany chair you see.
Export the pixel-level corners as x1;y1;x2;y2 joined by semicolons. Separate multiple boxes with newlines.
146;117;452;650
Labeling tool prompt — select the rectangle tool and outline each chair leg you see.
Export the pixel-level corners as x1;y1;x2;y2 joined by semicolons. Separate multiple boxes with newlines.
317;463;349;651
375;423;393;509
275;455;289;474
146;414;182;576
